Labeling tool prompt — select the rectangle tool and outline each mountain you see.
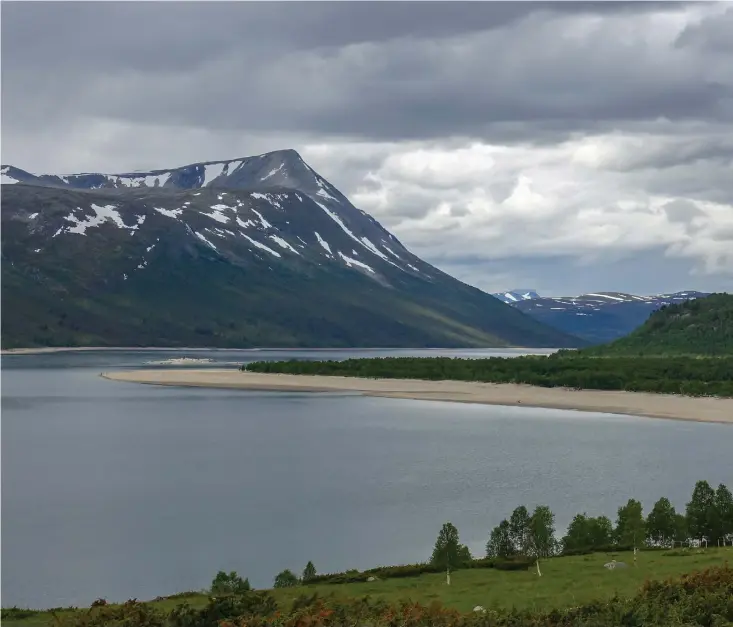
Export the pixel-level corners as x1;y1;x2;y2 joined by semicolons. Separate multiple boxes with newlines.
498;290;708;344
581;293;733;356
0;151;584;350
491;289;540;303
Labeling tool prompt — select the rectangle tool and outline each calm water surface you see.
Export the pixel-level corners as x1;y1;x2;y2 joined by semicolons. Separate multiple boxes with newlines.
2;349;731;608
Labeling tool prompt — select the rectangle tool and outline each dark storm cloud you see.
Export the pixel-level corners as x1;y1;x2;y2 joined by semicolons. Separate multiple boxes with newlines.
3;1;724;143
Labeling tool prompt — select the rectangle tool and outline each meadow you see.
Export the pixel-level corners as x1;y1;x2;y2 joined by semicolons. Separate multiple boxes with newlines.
3;547;732;626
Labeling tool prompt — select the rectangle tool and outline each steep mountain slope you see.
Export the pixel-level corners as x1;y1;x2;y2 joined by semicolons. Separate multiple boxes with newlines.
581;293;733;356
501;291;708;344
1;151;583;349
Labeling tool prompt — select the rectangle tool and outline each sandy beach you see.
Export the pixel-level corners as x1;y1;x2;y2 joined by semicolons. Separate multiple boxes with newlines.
101;369;733;424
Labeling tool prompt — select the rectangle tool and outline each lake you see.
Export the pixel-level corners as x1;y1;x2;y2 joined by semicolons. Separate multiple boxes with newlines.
2;348;731;609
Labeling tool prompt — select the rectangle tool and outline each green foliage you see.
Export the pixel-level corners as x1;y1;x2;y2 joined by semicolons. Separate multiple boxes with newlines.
168;592;277;627
430;522;471;572
302;561;317;583
646;497;678;547
528;505;557;558
244;352;733;397
714;484;733;544
687;480;718;542
486;519;515;559
562;514;614;552
615;499;646;547
210;571;251;596
273;569;300;589
583;293;733;356
508;506;532;555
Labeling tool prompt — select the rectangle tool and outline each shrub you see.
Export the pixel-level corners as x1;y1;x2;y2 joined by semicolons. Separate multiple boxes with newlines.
210;570;251;596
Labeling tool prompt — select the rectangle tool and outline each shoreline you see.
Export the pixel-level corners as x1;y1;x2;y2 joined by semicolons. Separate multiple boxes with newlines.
101;370;733;424
1;346;551;356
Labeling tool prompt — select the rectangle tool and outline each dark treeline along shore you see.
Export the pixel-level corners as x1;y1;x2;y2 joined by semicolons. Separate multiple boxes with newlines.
5;481;733;627
244;294;733;397
244;355;733;397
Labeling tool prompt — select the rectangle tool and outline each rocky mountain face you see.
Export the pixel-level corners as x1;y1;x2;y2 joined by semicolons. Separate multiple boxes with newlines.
496;290;708;344
0;151;583;349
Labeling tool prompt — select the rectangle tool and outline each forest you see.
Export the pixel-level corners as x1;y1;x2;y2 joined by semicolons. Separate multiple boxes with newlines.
243;353;733;397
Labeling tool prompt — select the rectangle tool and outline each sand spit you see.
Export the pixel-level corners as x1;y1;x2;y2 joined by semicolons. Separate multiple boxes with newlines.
101;369;733;424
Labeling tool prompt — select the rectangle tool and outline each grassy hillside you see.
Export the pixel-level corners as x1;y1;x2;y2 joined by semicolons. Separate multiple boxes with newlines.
582;293;733;356
3;550;732;626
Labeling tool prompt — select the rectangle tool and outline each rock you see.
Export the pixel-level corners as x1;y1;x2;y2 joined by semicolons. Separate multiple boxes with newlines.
473;606;486;613
367;576;377;582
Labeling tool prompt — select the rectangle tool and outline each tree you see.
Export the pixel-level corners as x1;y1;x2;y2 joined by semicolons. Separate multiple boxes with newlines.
210;571;251;596
687;480;716;543
713;484;733;544
528;505;556;558
615;499;645;547
431;522;470;584
562;514;592;552
302;561;317;583
486;519;515;559
673;513;689;544
646;497;677;547
562;514;612;552
588;516;613;548
509;506;531;555
273;569;299;588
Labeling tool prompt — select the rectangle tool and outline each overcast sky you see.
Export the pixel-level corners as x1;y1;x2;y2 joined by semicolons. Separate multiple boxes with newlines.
3;1;732;296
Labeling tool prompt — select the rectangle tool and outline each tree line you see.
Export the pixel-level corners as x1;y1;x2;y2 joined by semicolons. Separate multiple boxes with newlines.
213;480;732;595
243;354;733;397
431;480;733;575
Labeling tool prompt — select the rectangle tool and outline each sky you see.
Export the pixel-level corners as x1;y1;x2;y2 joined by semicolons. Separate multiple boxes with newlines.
2;1;732;297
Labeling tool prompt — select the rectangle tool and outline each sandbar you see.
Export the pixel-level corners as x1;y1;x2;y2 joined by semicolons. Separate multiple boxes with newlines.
101;369;733;424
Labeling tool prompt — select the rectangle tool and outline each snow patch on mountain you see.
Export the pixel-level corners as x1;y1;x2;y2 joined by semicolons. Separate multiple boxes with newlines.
338;251;374;273
200;204;231;224
241;233;281;257
251;208;272;229
154;207;183;219
202;163;227;187
315;232;332;256
1;167;19;184
269;235;299;254
261;163;284;181
194;231;219;251
63;204;132;235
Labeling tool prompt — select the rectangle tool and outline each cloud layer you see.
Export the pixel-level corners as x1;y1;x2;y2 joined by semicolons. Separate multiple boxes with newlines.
2;1;732;295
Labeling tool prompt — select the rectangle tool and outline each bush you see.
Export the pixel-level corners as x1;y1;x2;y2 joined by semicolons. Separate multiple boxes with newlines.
273;569;300;588
210;571;251;596
169;592;277;627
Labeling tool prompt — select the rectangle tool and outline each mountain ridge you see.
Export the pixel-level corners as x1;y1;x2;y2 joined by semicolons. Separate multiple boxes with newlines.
493;290;709;344
1;151;583;349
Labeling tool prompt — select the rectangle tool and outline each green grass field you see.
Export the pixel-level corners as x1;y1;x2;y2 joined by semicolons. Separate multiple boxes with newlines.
3;548;732;626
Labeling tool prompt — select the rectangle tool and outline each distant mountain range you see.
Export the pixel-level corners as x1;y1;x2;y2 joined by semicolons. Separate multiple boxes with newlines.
0;151;582;349
493;290;709;344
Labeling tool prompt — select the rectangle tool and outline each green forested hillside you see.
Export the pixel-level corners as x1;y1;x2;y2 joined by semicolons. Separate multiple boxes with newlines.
582;293;733;356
